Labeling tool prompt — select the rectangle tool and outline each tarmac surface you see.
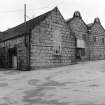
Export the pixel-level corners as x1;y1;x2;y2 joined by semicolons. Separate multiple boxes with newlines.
0;60;105;105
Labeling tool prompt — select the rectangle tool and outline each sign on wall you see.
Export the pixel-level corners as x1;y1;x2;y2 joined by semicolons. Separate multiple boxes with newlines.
77;39;85;48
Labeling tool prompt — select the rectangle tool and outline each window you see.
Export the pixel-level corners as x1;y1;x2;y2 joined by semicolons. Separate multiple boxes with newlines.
102;38;105;44
81;48;85;56
93;36;96;42
82;34;86;40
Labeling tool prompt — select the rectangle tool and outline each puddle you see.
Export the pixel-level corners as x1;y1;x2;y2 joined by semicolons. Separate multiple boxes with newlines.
23;88;69;105
43;80;65;87
88;84;99;87
28;79;39;86
0;78;7;81
0;83;8;87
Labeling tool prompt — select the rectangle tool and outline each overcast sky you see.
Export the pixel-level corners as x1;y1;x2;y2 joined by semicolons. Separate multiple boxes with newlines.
0;0;105;31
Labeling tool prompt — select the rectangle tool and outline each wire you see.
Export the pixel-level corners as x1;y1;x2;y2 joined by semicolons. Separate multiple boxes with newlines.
0;9;24;13
26;15;31;20
0;0;57;14
0;4;56;14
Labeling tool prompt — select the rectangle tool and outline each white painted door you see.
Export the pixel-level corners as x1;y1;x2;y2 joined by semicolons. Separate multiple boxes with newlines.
12;56;17;69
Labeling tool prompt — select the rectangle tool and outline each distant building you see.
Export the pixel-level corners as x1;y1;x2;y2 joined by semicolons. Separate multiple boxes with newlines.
67;11;105;61
67;11;88;61
87;18;105;60
0;8;105;70
0;7;76;70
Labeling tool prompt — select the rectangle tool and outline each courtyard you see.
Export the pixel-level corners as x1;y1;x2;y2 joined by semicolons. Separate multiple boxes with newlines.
0;60;105;105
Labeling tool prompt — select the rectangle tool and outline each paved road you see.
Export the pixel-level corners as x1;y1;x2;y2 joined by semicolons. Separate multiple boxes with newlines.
0;60;105;105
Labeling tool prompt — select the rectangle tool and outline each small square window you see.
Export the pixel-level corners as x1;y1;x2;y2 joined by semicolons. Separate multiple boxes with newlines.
83;34;86;40
102;38;105;44
93;36;96;42
81;48;85;56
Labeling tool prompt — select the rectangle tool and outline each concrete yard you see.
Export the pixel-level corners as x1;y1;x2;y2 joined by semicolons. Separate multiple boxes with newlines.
0;60;105;105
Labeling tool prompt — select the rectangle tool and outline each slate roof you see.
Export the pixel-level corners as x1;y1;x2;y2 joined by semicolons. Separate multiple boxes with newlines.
87;23;94;30
0;7;56;41
66;17;87;33
87;23;94;28
87;18;105;33
0;32;4;41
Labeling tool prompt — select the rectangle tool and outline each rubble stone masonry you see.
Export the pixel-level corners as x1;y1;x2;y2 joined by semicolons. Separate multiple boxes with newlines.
30;8;76;69
88;18;105;60
0;36;29;70
67;11;89;60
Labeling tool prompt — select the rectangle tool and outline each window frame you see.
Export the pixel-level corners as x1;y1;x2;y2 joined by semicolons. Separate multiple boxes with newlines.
93;36;97;42
102;37;105;44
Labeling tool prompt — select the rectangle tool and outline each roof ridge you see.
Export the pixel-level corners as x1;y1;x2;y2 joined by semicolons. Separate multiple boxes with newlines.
4;7;54;33
1;7;57;41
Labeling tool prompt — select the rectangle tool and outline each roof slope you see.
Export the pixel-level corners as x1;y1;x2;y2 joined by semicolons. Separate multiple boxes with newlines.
67;12;87;33
87;18;105;35
1;7;56;41
87;23;94;28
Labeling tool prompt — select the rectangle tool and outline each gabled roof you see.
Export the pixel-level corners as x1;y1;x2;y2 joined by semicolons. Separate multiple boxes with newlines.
87;23;94;28
87;23;94;31
1;7;57;41
67;17;87;32
87;18;105;34
66;11;87;33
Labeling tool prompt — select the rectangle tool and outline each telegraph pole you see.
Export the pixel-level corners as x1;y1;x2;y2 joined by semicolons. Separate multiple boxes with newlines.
24;3;28;70
24;4;26;22
24;3;27;47
24;4;30;70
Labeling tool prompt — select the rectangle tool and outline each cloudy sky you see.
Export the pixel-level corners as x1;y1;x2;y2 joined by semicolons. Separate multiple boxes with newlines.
0;0;105;31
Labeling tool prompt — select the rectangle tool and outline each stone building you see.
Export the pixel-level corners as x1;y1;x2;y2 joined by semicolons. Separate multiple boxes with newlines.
67;11;105;61
87;18;105;60
67;11;89;61
0;7;76;70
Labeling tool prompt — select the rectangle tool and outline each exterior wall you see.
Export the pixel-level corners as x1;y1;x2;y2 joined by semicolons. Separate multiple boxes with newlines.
30;8;76;69
67;12;89;60
67;13;105;61
0;35;29;70
88;19;105;60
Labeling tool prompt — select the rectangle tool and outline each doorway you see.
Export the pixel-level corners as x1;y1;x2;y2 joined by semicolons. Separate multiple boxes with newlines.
76;48;85;60
8;47;17;69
